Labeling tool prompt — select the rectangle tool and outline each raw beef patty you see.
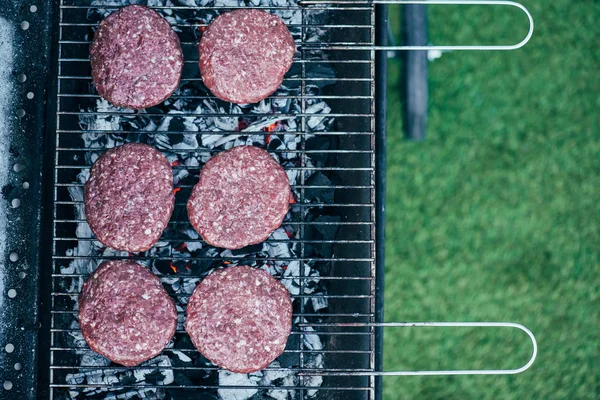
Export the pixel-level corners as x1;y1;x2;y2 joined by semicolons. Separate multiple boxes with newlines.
187;146;292;249
185;266;292;373
78;260;177;366
90;5;183;109
199;9;295;104
84;143;175;252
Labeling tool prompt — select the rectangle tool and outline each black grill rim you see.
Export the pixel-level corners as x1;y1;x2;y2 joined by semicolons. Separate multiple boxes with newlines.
27;1;387;399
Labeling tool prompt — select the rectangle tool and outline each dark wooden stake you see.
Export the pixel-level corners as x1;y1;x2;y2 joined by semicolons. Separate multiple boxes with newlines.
401;4;428;141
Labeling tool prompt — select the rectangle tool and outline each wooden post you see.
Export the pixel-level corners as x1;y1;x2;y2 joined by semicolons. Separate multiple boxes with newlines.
401;4;428;141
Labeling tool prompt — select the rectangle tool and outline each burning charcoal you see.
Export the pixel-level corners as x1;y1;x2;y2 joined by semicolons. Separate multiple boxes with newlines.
303;275;321;295
300;324;325;396
144;369;169;386
311;262;331;279
170;351;220;396
303;215;341;258
267;136;283;150
231;243;264;256
266;229;294;260
306;102;333;131
304;63;336;88
311;296;329;313
305;136;330;165
169;388;219;400
260;361;295;400
304;172;334;204
119;374;136;386
276;334;300;369
282;261;320;300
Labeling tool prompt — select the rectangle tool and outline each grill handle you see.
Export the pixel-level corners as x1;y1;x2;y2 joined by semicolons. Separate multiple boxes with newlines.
296;321;537;376
300;0;534;51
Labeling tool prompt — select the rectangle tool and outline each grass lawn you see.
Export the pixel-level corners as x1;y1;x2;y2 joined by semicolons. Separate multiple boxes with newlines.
383;1;600;399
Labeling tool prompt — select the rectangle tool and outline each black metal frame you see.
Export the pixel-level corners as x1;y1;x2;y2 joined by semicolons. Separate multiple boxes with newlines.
1;1;388;399
0;0;56;398
374;6;387;400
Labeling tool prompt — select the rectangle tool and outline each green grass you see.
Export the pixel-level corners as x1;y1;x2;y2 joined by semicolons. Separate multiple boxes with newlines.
383;1;600;399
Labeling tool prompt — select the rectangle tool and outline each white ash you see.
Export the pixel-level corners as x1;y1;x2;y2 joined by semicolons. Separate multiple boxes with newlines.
297;322;324;397
218;370;261;400
311;295;329;313
221;324;324;400
259;361;293;400
66;353;173;399
171;350;192;363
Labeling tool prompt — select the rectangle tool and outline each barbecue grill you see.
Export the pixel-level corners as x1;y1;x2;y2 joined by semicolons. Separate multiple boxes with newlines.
0;1;535;399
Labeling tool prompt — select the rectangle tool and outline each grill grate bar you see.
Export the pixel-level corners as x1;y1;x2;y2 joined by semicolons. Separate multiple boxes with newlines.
54;166;374;171
50;384;372;391
52;277;374;283
57;111;374;117
50;364;376;371
57;93;375;99
50;329;375;336
53;220;374;226
57;75;374;82
49;353;374;369
55;147;374;154
55;183;375;189
59;22;373;28
51;310;375;317
56;129;375;135
51;292;374;299
53;201;374;208
59;58;373;65
60;4;373;10
51;256;374;262
59;41;374;46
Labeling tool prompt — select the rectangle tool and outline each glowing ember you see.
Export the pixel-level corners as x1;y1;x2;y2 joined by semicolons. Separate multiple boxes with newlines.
171;160;180;167
267;122;279;132
169;262;177;273
173;187;181;195
266;134;272;145
174;242;188;252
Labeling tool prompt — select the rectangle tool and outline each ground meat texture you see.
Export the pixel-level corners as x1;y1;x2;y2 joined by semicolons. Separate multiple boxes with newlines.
78;260;177;366
185;266;292;373
90;5;183;109
187;146;292;249
84;143;174;252
199;9;295;104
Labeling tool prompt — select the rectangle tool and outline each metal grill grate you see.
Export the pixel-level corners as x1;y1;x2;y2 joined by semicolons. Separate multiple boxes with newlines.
48;1;378;399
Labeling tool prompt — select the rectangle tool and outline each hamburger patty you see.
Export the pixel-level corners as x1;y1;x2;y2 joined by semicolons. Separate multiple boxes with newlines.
78;260;178;366
199;9;295;104
187;146;292;249
185;266;293;373
90;5;183;109
84;143;175;252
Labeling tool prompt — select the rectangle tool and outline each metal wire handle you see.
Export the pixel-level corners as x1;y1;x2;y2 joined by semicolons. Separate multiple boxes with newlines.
297;322;538;376
299;0;534;51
